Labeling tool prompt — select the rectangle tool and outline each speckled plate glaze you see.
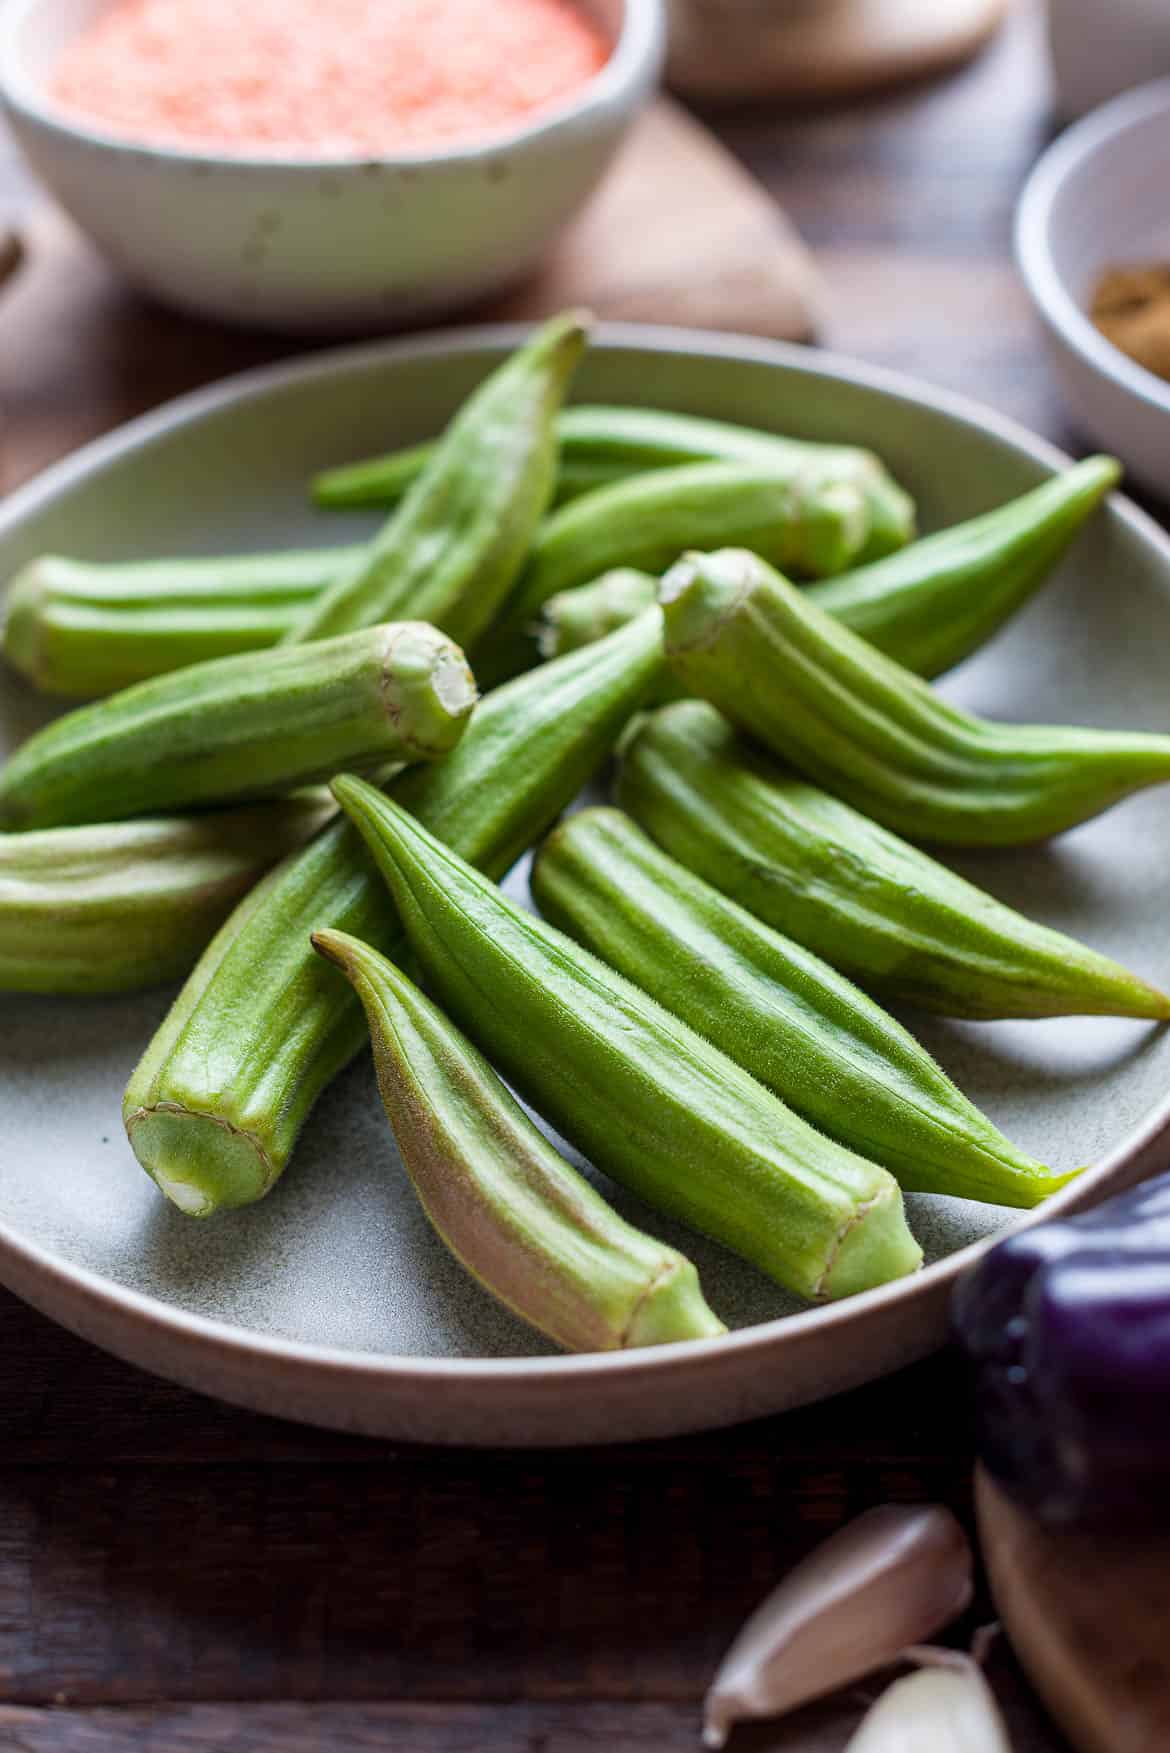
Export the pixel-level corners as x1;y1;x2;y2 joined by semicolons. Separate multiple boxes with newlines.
4;326;1170;1446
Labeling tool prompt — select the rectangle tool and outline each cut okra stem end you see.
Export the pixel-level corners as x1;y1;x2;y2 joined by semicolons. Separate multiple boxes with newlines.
818;1184;923;1301
379;623;478;756
125;1102;273;1217
658;549;754;652
622;1258;729;1346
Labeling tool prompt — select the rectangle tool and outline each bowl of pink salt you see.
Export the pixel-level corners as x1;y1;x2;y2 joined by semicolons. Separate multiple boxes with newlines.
0;0;662;332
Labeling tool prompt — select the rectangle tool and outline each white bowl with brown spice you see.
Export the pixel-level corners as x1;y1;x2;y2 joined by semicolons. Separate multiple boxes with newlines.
0;0;663;334
1016;77;1170;502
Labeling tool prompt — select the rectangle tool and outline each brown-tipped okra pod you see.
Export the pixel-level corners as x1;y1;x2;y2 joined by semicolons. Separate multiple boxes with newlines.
661;548;1170;846
313;929;727;1351
0;621;476;830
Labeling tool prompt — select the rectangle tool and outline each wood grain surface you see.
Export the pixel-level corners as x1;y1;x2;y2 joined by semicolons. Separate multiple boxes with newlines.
0;5;1113;1748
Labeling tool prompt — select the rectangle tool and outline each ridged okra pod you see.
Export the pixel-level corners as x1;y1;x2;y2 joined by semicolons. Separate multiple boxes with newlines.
10;456;1110;702
0;794;333;995
334;777;924;1303
530;808;1074;1208
122;611;667;1216
288;313;588;648
312;405;917;568
662;548;1170;846
616;701;1169;1021
2;548;361;697
809;455;1120;678
538;568;658;659
538;568;683;706
473;458;890;687
530;459;1120;687
313;929;726;1350
0;621;475;831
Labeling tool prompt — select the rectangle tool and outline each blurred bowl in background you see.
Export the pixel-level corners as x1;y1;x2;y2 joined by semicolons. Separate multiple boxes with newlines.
1016;77;1170;503
0;0;663;335
1047;0;1170;121
665;0;1006;103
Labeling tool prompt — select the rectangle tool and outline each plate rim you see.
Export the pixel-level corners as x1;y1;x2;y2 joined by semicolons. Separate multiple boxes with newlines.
5;320;1170;1414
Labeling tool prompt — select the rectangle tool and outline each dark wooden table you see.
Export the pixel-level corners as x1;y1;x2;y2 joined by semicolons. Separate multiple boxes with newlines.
0;7;1094;1748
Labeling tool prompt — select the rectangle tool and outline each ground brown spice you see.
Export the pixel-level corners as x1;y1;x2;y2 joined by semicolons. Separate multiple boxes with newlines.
1090;262;1170;385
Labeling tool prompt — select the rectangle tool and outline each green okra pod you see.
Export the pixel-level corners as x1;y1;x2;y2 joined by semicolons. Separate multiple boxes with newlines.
122;610;666;1217
538;568;684;707
2;548;362;697
808;455;1120;678
538;568;659;660
312;405;916;568
530;807;1075;1208
288;312;588;648
313;929;727;1350
333;776;924;1303
616;700;1170;1021
311;438;437;511
473;458;889;688
530;458;1120;688
662;548;1170;846
0;621;476;831
312;434;615;512
9;457;1110;702
0;793;333;995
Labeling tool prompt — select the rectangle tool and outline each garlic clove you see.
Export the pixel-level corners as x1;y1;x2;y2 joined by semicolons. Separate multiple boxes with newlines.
702;1505;975;1748
844;1652;1012;1752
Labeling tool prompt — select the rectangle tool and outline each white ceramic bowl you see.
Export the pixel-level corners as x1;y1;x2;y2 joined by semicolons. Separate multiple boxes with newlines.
1016;78;1170;501
0;0;663;333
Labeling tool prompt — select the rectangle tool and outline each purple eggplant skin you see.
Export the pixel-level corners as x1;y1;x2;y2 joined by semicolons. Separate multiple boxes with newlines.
953;1168;1170;1529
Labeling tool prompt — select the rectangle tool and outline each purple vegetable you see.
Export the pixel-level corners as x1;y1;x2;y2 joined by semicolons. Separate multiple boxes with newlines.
953;1169;1170;1528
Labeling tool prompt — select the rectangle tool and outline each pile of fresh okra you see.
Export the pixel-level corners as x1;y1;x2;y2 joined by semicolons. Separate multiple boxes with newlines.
3;311;1167;1350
